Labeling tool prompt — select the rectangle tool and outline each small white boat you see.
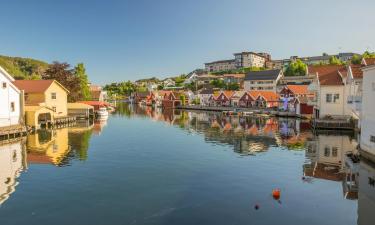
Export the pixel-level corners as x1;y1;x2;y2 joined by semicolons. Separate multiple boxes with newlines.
96;107;109;118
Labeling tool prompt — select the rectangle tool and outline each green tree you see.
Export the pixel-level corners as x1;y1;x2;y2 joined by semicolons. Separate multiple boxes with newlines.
351;55;362;65
227;83;239;90
285;59;307;76
210;79;226;88
363;51;375;58
74;63;91;100
180;95;186;106
43;62;81;102
329;56;344;65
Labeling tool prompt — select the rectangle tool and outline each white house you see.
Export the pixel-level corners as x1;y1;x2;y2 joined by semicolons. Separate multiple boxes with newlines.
163;78;175;87
183;73;198;85
307;65;351;118
0;66;23;128
197;89;214;106
360;65;375;157
0;139;26;205
243;69;283;92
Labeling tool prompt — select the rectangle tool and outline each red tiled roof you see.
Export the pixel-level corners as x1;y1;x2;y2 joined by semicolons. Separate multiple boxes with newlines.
13;80;55;93
363;58;375;66
248;91;279;101
308;65;346;86
350;64;363;79
286;85;309;95
78;101;110;107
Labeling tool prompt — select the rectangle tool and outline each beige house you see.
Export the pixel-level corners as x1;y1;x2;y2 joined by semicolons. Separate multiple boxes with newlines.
205;59;236;72
244;69;283;92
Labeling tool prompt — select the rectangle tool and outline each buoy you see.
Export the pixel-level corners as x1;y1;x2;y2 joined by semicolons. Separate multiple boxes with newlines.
272;189;281;200
302;176;306;180
254;204;260;210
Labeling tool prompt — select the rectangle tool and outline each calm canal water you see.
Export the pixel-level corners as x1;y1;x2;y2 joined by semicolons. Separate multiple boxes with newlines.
1;103;374;225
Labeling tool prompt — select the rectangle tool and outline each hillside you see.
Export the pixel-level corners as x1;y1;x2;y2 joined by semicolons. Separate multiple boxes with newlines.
0;55;49;80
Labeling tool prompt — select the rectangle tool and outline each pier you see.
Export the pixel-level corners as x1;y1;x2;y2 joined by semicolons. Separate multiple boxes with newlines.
0;125;29;142
175;105;303;118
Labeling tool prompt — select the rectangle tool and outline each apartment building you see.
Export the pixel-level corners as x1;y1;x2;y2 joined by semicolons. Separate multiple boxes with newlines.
243;69;283;92
234;52;267;68
205;59;236;72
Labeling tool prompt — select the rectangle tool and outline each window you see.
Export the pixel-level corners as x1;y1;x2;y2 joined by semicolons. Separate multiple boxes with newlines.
51;92;57;100
371;136;375;143
332;147;338;157
10;102;15;112
326;94;332;103
324;146;330;157
52;107;56;112
333;94;340;103
2;82;6;89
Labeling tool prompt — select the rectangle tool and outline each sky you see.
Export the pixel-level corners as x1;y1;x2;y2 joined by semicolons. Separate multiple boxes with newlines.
0;0;375;84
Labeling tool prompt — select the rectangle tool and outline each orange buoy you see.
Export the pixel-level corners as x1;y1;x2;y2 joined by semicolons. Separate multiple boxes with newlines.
272;189;281;200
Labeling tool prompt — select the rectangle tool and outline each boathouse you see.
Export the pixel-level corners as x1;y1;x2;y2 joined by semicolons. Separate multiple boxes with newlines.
13;79;73;128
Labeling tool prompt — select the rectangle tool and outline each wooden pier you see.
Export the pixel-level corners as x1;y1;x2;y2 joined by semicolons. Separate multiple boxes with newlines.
175;105;303;118
311;118;354;130
0;125;29;142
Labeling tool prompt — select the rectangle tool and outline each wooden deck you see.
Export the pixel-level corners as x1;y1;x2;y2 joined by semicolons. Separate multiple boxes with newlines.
311;119;354;130
175;105;303;118
0;125;29;141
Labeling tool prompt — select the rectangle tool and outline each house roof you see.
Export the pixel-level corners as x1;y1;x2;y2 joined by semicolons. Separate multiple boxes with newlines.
349;64;363;79
89;85;102;91
222;74;245;78
67;103;94;109
362;58;375;66
135;92;150;98
13;80;70;93
285;85;309;95
220;90;235;99
245;69;281;81
199;88;214;94
308;65;346;86
205;59;235;65
248;91;279;101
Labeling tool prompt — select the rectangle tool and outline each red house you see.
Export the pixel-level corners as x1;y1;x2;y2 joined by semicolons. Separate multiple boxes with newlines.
239;92;256;107
162;91;187;108
214;91;234;107
279;85;314;115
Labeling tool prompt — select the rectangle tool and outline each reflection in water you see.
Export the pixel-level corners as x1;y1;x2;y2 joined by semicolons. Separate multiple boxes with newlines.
0;139;27;205
0;103;375;225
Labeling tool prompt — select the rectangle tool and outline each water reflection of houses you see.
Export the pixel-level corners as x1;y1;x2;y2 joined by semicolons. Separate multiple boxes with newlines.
304;132;358;199
357;160;375;225
26;128;70;166
0;139;27;205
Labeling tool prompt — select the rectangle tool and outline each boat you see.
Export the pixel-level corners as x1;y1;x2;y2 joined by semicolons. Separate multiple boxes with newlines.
96;107;109;118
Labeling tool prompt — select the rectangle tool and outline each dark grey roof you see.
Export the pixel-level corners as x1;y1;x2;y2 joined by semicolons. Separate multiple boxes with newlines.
199;88;214;94
245;69;281;81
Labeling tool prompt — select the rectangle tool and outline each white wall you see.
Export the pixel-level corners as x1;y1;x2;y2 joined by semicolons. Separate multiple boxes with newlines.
0;140;25;205
319;85;347;117
360;66;375;155
0;69;21;127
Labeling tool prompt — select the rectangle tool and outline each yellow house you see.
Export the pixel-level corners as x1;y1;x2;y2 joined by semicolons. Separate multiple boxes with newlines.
13;80;70;127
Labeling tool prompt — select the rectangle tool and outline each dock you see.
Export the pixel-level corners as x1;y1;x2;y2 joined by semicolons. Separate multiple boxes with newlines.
175;105;303;118
0;125;29;142
311;117;354;130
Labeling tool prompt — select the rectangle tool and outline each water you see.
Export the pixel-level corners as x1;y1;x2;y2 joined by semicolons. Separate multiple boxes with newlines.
0;103;373;225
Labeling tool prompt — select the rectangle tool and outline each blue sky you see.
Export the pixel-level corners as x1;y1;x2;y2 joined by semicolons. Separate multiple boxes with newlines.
1;0;374;84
